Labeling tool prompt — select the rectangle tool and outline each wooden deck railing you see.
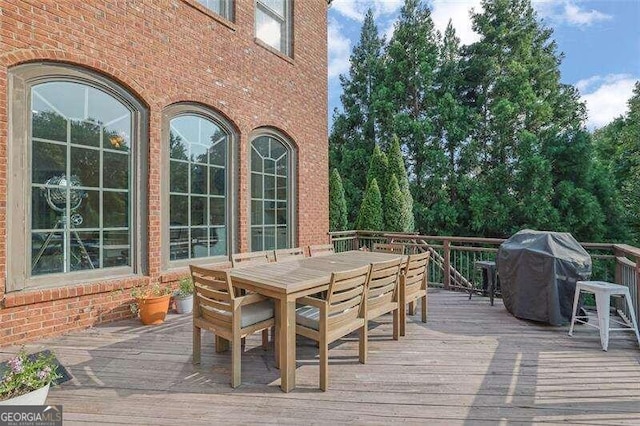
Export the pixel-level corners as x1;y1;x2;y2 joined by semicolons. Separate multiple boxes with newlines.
329;230;640;323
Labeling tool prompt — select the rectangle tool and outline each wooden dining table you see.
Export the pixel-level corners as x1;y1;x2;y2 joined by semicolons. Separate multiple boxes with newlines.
230;250;405;392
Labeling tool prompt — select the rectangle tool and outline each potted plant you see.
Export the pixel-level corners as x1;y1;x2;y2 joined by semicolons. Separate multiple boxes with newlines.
131;283;172;325
0;349;60;405
174;276;194;314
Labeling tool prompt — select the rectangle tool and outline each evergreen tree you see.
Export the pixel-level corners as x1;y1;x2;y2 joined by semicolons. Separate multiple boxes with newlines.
356;178;383;231
329;9;386;225
366;145;389;198
386;135;415;231
385;174;413;232
329;169;348;232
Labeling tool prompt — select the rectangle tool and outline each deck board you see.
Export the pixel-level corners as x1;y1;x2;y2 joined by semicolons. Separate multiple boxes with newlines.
4;290;640;425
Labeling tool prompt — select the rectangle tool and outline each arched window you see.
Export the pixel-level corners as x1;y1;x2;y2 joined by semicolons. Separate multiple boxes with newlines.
7;63;147;290
250;131;296;251
163;104;236;267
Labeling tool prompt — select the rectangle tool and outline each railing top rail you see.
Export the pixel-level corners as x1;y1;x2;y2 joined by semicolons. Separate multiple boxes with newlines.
614;244;640;258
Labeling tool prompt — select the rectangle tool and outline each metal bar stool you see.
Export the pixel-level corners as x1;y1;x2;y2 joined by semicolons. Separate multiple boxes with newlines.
569;281;640;351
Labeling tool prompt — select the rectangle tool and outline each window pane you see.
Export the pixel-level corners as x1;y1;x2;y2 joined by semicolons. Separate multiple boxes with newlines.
265;159;276;174
210;197;225;226
31;232;64;276
265;175;275;199
170;161;189;193
251;173;263;198
251;200;263;225
265;201;275;225
30;81;133;276
197;0;233;20
104;230;129;267
277;201;287;225
251;227;263;251
191;196;207;226
191;164;207;194
210;227;226;256
33;141;65;185
71;146;100;188
169;131;189;160
256;5;284;52
104;152;129;190
170;195;188;226
277;177;287;200
76;190;100;229
71;230;100;271
103;191;128;228
264;226;275;250
209;167;225;196
70;119;100;147
277;226;288;249
209;136;226;167
251;147;263;172
191;227;209;258
170;228;189;260
32;110;66;142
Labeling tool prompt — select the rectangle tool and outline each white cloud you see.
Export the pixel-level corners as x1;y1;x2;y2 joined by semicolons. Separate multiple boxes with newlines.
330;0;403;22
328;18;352;79
576;74;638;129
535;1;612;27
431;0;483;45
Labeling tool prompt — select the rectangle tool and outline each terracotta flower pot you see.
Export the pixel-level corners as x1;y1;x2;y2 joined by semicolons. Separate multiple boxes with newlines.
137;295;171;325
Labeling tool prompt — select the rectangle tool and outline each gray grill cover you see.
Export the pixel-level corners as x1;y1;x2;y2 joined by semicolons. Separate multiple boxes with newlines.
497;230;592;326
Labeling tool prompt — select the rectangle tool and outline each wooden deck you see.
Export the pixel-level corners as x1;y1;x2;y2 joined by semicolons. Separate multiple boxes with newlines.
5;290;640;425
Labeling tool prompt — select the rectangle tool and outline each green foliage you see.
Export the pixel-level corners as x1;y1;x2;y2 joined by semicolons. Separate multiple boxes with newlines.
367;145;389;195
175;276;194;298
386;135;415;231
329;169;348;231
384;174;412;232
356;178;383;231
0;349;61;400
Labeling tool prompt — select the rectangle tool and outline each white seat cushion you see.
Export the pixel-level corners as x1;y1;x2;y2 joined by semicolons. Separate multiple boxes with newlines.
296;305;320;330
208;300;274;328
240;300;274;327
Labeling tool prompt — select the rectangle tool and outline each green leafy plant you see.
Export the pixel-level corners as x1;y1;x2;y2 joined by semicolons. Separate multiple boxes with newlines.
0;349;60;401
174;276;194;299
130;283;172;315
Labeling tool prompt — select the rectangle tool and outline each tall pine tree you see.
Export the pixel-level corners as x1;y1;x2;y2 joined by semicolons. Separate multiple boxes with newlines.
329;169;348;232
329;9;385;226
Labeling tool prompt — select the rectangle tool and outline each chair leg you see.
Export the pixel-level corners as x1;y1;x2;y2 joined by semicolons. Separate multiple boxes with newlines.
319;336;328;392
215;335;229;353
408;301;416;316
262;329;269;350
392;308;399;341
623;290;640;348
421;294;427;323
193;326;201;364
241;336;246;350
231;337;242;388
568;286;581;337
594;291;611;351
359;323;368;364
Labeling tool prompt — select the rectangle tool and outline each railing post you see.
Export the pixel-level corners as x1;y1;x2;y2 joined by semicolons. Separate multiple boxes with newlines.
636;254;640;324
614;246;622;285
444;239;451;290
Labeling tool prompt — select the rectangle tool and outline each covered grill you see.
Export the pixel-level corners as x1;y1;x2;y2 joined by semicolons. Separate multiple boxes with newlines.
497;230;592;326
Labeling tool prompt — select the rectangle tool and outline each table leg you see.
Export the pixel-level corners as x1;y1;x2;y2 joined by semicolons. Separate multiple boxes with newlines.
279;298;296;392
274;302;280;369
399;281;407;337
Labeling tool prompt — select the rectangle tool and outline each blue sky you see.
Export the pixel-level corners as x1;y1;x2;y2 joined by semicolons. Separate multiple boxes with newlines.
328;0;640;130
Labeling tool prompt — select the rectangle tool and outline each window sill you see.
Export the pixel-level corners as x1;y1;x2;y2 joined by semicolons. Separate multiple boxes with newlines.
182;0;236;31
254;38;294;64
3;274;149;308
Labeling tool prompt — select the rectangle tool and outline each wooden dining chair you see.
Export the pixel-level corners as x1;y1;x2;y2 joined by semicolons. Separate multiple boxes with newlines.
366;257;403;349
372;243;405;255
231;251;271;268
190;265;275;388
274;247;305;262
295;265;371;391
399;251;431;336
308;244;335;257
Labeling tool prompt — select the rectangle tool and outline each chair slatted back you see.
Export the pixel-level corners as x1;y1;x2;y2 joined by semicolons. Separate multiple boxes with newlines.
190;265;235;326
372;243;405;255
231;251;270;268
326;265;370;328
274;247;305;262
403;252;430;295
367;257;402;309
309;244;335;257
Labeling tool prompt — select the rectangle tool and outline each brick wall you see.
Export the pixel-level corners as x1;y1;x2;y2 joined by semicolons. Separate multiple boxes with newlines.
0;0;329;346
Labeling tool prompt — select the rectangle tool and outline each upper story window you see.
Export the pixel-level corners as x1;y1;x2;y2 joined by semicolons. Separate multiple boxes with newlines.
250;131;296;250
163;105;236;268
7;63;147;291
255;0;292;56
196;0;234;21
